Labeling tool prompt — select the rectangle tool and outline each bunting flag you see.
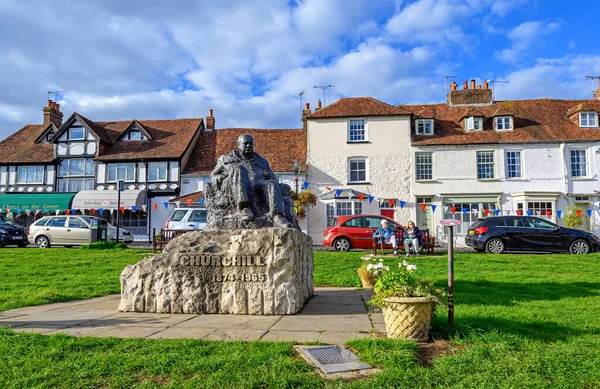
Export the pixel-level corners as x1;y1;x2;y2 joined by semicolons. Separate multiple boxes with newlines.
368;196;374;204
421;204;427;212
348;192;353;199
451;207;456;215
389;199;395;207
326;187;332;191
358;194;364;201
546;210;552;217
131;206;137;213
516;210;522;216
141;205;147;212
431;204;437;213
400;200;406;209
557;210;563;219
577;209;583;217
35;210;40;216
175;201;181;208
494;209;500;216
90;208;95;215
462;207;468;215
120;206;125;214
587;209;593;217
484;209;490;216
55;210;60;215
71;209;76;215
526;210;532;216
15;209;20;215
163;202;169;210
186;199;193;206
25;209;30;216
153;204;158;211
98;208;104;215
199;197;205;206
65;210;71;215
302;182;309;190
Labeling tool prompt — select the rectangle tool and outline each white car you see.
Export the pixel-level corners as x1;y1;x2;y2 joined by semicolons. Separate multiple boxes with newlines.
107;223;134;243
165;208;207;230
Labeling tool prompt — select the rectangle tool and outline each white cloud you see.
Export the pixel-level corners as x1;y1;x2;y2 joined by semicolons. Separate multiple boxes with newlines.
495;20;560;63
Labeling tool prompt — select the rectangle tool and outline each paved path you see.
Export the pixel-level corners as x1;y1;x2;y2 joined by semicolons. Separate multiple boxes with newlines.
0;288;385;344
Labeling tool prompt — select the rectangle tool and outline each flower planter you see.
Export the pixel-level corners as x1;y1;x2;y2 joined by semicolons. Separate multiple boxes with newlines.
382;297;433;341
357;268;375;288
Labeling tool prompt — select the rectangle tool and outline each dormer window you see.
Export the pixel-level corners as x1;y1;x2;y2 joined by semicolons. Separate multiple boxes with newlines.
69;127;85;140
495;116;513;131
415;119;434;135
123;129;147;141
465;117;483;132
579;112;598;128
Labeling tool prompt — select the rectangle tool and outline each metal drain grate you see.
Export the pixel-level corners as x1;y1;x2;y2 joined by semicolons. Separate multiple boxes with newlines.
297;345;372;374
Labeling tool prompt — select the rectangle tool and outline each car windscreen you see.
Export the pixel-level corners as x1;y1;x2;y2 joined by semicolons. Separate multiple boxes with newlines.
170;210;189;222
191;210;207;223
469;219;484;229
0;217;16;226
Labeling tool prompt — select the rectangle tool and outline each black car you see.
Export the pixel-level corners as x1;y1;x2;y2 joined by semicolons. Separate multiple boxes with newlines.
0;215;28;248
465;216;600;254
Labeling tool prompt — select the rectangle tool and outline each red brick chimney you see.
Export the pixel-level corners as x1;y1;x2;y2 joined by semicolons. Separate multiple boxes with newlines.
43;99;63;127
206;108;215;130
315;99;322;111
595;79;600;100
302;103;311;130
448;79;493;106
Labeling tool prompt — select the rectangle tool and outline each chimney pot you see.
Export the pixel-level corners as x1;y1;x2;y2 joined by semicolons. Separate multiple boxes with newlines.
477;85;482;89
463;81;468;90
317;100;322;108
484;80;489;89
47;99;53;106
305;103;310;110
470;79;476;89
208;108;213;117
55;103;60;110
450;82;457;91
205;108;215;130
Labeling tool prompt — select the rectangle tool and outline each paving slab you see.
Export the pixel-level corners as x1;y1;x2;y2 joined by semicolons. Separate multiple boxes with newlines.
205;328;267;341
0;308;115;327
46;326;117;337
147;327;216;340
80;312;197;328
261;330;321;343
95;326;163;338
175;314;280;330
271;314;372;333
12;324;68;334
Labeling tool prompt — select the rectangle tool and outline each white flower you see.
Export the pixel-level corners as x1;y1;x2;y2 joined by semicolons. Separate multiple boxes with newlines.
366;264;375;271
369;254;374;257
378;258;384;262
385;266;390;271
406;264;417;271
401;260;408;267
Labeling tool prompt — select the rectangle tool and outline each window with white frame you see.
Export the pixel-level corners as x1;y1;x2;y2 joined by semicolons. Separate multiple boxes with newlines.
16;166;44;184
68;127;85;140
465;117;483;131
579;112;598;128
505;150;522;179
570;149;587;177
108;163;135;182
477;151;495;179
58;158;94;177
149;162;168;181
415;152;433;180
325;201;362;227
348;120;366;142
415;119;434;135
348;158;367;183
517;202;553;218
495;116;513;131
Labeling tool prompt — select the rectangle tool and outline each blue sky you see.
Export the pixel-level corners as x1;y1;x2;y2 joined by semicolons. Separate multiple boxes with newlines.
1;0;599;141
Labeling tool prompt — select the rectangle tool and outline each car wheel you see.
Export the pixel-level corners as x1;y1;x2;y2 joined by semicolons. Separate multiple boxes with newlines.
569;239;590;254
486;238;505;254
333;237;351;252
35;236;51;249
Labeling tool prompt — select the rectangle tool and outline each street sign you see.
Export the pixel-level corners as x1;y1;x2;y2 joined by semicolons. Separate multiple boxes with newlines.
439;218;462;226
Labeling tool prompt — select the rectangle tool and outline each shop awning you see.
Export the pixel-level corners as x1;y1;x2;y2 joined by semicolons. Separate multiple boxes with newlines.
0;193;76;212
319;188;370;200
71;190;146;210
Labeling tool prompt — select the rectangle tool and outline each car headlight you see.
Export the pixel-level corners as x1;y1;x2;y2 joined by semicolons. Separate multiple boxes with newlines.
0;228;6;234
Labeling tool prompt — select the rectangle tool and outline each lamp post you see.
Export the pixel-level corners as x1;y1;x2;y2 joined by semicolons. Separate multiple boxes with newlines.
116;180;124;242
293;160;300;215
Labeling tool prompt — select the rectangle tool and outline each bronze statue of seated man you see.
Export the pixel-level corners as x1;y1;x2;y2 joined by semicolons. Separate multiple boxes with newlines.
207;133;296;229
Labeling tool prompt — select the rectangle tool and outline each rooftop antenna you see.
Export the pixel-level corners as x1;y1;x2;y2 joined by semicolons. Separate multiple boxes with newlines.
299;89;305;115
313;85;334;107
444;76;456;92
48;90;68;101
487;80;509;101
585;75;600;97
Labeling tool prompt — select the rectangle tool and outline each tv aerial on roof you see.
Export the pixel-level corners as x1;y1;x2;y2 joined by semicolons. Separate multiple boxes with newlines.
313;85;335;107
585;75;600;97
487;80;509;101
47;90;68;101
444;76;456;91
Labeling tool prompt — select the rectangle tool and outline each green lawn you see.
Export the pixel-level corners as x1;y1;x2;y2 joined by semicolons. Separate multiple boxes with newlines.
1;248;600;388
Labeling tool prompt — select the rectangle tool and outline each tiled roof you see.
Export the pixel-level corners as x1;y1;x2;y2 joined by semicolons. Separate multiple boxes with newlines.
308;97;409;119
399;99;600;146
94;118;203;161
0;124;55;163
171;190;205;203
183;128;307;174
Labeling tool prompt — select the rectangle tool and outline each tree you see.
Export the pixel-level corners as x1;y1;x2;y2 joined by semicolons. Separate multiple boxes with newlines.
564;204;584;229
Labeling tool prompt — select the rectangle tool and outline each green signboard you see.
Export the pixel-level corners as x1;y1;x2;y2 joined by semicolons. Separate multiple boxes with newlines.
0;193;76;211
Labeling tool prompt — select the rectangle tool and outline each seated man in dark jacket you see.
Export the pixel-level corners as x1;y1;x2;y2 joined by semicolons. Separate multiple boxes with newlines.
373;219;399;256
403;220;421;256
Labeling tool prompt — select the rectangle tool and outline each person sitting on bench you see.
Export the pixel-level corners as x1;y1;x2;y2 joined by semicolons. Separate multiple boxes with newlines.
403;220;421;256
373;219;398;256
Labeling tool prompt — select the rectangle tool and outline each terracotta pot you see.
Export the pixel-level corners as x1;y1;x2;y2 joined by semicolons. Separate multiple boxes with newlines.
357;268;375;288
382;297;433;341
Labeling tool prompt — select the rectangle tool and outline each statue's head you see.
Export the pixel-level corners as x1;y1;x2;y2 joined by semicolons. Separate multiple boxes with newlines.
237;134;254;158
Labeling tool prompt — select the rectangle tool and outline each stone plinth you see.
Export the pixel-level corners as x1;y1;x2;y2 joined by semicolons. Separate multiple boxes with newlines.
119;228;313;315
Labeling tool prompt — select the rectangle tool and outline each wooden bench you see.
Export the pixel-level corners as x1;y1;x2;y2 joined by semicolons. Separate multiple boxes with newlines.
152;228;192;253
372;228;436;255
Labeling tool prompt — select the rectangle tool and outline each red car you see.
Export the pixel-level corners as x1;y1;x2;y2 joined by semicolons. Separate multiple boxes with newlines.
323;214;405;252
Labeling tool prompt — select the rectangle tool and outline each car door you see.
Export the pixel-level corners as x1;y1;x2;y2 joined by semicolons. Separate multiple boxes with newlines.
524;217;563;251
339;216;368;248
188;209;207;230
66;216;91;245
499;217;530;250
43;216;67;244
